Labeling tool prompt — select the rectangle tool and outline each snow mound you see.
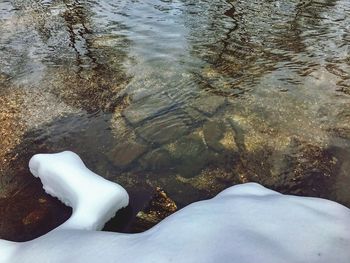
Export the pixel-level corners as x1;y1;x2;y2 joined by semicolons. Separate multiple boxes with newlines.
29;151;129;230
0;151;349;263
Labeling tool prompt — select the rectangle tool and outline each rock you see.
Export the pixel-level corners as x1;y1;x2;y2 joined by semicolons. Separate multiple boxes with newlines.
0;175;71;242
22;209;47;226
203;120;226;151
332;149;350;207
0;72;10;83
327;127;350;139
136;115;189;145
184;107;207;123
131;89;156;102
191;95;226;116
139;148;173;171
139;132;217;177
165;134;213;178
110;116;136;140
203;120;238;152
176;168;236;194
122;96;174;125
132;187;177;232
108;142;147;167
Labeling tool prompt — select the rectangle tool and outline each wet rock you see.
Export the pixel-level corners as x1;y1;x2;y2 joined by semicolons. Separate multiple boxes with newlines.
337;108;350;120
136;115;189;145
0;72;10;84
131;89;157;102
165;133;214;177
110;115;136;140
327;127;350;139
191;95;226;116
184;107;207;123
139;148;173;171
122;96;174;125
108;142;147;168
138;131;217;177
203;120;238;152
331;148;350;207
0;89;26;171
244;138;338;199
337;82;350;95
132;187;177;232
127;84;165;103
203;120;226;151
0;184;72;242
176;168;238;194
22;209;48;226
49;67;129;112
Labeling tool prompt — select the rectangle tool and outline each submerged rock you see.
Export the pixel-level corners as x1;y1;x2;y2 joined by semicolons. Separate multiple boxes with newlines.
133;187;177;232
108;142;147;168
139;148;173;171
184;107;208;123
191;95;226;116
165;134;212;177
176;168;238;194
135;114;190;145
138;131;220;177
22;209;47;226
0;188;71;242
0;89;26;173
122;96;174;125
203;120;238;152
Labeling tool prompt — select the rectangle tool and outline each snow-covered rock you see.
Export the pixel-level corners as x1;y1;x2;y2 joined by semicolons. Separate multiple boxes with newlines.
1;151;349;263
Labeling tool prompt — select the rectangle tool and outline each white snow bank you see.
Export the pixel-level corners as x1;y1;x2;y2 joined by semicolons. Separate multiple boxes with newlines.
1;151;349;263
29;151;129;230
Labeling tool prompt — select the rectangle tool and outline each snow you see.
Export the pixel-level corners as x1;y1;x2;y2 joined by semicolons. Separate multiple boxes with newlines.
1;151;350;263
29;151;129;231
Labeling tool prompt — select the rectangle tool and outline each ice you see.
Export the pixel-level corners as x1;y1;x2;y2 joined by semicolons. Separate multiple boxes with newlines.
1;151;350;263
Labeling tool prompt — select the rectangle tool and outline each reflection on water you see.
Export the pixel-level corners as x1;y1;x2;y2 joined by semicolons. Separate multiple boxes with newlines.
0;0;350;240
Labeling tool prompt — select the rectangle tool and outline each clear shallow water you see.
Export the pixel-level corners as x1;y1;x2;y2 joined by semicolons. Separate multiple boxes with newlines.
0;0;350;241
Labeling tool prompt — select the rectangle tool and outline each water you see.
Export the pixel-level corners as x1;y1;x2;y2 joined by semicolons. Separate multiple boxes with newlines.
0;0;350;241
